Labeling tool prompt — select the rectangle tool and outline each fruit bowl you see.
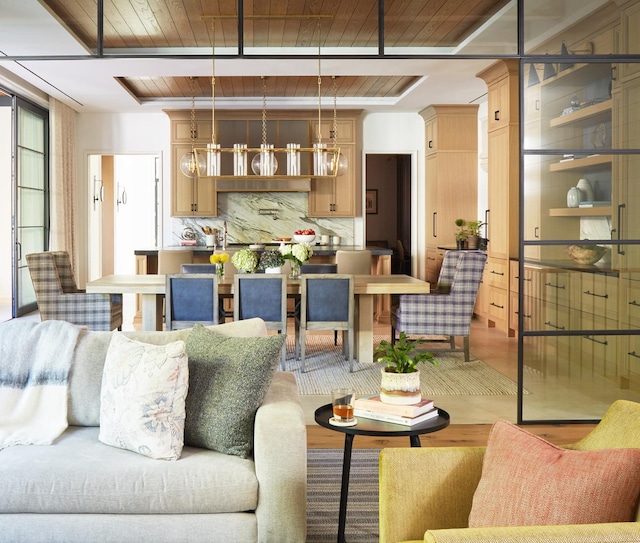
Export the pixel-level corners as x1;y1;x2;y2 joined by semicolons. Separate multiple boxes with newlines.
565;244;606;265
293;234;316;244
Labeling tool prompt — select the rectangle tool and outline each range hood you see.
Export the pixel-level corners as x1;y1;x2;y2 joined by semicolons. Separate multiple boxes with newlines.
215;177;311;192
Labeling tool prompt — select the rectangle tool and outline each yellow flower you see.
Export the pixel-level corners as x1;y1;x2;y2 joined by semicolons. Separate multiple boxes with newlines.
210;252;229;264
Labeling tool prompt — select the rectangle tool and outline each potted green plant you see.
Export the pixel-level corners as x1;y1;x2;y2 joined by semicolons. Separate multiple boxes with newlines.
258;250;286;273
455;218;467;249
374;332;438;405
465;220;484;249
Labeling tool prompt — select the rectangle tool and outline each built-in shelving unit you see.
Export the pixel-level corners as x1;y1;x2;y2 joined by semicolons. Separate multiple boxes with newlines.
549;154;612;172
548;206;612;217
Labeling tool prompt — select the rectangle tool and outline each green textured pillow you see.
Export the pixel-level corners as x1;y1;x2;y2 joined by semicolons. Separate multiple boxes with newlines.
184;323;285;458
469;420;640;527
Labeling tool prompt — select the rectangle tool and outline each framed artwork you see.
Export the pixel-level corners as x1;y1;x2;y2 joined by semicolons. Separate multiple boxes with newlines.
366;189;378;214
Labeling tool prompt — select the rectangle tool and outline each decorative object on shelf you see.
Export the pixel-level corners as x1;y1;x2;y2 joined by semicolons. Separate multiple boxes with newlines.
590;123;608;149
465;220;484;250
209;252;229;278
179;77;206;178
565;244;607;265
257;250;285;273
280;242;314;279
231;248;259;273
293;228;316;243
374;332;438;405
567;186;582;208
576;178;594;201
455;218;467;249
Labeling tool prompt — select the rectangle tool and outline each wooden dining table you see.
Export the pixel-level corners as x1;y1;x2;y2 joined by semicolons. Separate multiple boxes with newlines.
86;274;430;363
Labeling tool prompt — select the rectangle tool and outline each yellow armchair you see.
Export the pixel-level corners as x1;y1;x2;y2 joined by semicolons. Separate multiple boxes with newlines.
379;400;640;543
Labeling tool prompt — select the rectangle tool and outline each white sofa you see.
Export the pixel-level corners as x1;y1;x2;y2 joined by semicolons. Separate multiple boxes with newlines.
0;318;307;543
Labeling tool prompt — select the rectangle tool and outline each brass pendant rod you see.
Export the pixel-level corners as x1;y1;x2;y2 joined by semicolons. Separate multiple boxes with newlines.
261;76;267;145
211;19;216;145
316;21;322;144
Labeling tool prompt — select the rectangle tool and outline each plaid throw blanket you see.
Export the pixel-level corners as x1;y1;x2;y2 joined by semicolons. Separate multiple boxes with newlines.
0;320;84;449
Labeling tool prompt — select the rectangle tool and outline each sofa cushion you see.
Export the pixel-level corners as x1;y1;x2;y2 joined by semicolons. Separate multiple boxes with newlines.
99;333;189;460
68;318;269;427
468;420;640;527
184;324;285;458
0;427;258;514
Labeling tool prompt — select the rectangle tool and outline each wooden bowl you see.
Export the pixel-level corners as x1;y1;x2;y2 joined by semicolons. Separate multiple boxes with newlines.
565;245;606;265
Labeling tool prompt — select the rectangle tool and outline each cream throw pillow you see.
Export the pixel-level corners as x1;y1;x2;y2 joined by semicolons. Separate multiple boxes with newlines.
99;332;189;460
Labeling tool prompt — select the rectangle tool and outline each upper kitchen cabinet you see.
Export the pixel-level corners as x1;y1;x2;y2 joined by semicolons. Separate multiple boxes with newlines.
419;104;478;283
171;144;218;217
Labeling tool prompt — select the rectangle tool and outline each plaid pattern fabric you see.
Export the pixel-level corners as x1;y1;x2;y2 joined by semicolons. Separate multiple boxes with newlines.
393;251;487;337
26;251;122;331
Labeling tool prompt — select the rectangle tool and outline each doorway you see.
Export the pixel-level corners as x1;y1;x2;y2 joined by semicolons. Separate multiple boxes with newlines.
88;153;160;327
365;153;412;273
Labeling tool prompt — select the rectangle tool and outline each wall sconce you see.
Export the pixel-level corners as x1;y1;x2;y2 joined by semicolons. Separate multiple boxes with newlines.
559;40;594;72
116;183;127;212
92;176;104;211
526;63;557;87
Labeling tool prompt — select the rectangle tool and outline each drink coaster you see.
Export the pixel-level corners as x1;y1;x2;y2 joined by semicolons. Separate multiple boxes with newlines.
329;417;358;427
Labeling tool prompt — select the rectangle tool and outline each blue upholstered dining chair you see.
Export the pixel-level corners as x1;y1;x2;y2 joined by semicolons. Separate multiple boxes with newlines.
391;250;487;361
181;263;232;322
26;251;122;331
165;274;220;331
233;273;288;369
295;274;355;373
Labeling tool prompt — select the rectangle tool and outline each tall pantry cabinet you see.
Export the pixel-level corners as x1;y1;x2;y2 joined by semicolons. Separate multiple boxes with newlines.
477;60;520;336
419;105;478;284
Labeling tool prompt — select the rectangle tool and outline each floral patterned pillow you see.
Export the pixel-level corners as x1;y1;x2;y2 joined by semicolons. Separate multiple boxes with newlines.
99;332;189;461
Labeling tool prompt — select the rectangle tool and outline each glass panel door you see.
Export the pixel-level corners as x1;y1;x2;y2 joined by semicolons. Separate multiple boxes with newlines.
13;97;48;317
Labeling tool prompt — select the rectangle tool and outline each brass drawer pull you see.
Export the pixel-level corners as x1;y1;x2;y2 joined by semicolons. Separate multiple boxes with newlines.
583;290;608;299
545;321;565;330
545;282;565;289
583;335;608;346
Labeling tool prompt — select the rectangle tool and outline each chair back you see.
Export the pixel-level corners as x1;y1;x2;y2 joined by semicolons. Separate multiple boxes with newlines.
233;274;287;331
436;250;462;290
158;250;194;275
181;263;218;274
300;263;337;274
165;274;219;330
336;250;372;274
300;274;354;329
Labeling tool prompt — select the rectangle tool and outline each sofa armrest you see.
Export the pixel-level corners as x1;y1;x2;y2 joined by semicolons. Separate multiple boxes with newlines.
422;522;640;542
253;371;307;543
379;446;486;543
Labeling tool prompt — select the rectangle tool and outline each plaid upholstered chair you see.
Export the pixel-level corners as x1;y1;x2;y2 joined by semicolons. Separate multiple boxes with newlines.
391;250;487;361
26;251;122;331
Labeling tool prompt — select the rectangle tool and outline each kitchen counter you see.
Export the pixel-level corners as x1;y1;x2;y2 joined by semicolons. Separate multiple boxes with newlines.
134;245;394;256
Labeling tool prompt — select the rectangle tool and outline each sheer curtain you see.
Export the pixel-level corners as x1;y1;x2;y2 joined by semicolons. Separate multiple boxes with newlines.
49;98;76;268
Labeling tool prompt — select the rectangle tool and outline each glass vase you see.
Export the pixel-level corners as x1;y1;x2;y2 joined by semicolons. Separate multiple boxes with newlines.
289;262;301;279
216;263;225;280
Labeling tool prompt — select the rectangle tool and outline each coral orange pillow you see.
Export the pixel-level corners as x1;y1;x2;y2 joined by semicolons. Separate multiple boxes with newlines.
469;420;640;527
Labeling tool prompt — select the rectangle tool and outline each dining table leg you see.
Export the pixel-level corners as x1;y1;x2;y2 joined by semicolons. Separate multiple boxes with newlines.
355;294;374;363
141;293;163;331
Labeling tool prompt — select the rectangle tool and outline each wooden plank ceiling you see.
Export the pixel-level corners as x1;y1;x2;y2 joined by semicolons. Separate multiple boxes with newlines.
41;0;508;100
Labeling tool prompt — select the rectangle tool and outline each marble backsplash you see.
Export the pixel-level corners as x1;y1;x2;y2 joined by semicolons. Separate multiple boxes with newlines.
170;191;355;246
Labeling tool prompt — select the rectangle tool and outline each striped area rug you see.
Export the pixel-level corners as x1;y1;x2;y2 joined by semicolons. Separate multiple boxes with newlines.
307;448;379;543
285;334;519;396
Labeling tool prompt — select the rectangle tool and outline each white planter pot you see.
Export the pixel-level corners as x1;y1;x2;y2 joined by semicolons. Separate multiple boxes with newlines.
380;368;421;405
265;266;282;274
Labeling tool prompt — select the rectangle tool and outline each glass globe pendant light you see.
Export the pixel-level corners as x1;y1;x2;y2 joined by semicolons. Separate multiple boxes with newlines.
251;77;278;176
179;78;207;178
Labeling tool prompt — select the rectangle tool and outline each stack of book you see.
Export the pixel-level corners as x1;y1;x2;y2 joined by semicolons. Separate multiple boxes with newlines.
353;394;438;426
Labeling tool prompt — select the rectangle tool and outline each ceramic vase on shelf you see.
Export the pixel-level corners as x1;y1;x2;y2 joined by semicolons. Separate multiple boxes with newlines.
576;178;594;202
467;235;479;250
567;186;582;208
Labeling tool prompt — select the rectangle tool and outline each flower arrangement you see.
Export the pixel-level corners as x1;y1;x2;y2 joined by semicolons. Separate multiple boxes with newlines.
210;252;230;278
258;250;285;271
280;242;314;266
231;248;260;272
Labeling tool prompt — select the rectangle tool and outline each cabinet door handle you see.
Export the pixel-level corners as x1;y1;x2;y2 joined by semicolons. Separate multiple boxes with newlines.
484;209;490;240
617;203;626;255
583;335;608;346
612;65;617;81
523;277;532;282
490;302;504;309
629;351;640;360
432;212;437;238
583;290;608;299
545;321;565;330
545;282;565;289
535;99;540;111
534;226;539;238
494;110;500;121
629;300;640;307
490;270;504;276
428;140;433;149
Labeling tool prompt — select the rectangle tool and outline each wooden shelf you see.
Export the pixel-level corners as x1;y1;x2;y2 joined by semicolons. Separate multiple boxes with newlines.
549;99;612;128
549;206;612;217
549;154;612;172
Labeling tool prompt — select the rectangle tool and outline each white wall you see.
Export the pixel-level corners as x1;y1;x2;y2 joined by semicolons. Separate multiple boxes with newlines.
0;107;11;299
75;112;169;285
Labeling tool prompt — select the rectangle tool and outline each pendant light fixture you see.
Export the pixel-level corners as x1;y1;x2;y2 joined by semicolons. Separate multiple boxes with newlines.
250;76;278;176
179;77;206;178
204;18;221;176
330;76;348;176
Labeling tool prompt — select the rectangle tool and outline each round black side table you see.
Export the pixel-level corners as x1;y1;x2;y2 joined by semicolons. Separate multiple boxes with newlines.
314;403;450;543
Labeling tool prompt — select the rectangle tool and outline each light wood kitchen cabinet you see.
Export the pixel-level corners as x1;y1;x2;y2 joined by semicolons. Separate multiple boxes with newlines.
171;144;217;217
419;104;478;280
308;145;356;217
477;60;519;335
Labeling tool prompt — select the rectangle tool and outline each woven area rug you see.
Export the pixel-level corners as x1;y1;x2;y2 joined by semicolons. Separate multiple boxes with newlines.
285;334;519;396
307;448;379;543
